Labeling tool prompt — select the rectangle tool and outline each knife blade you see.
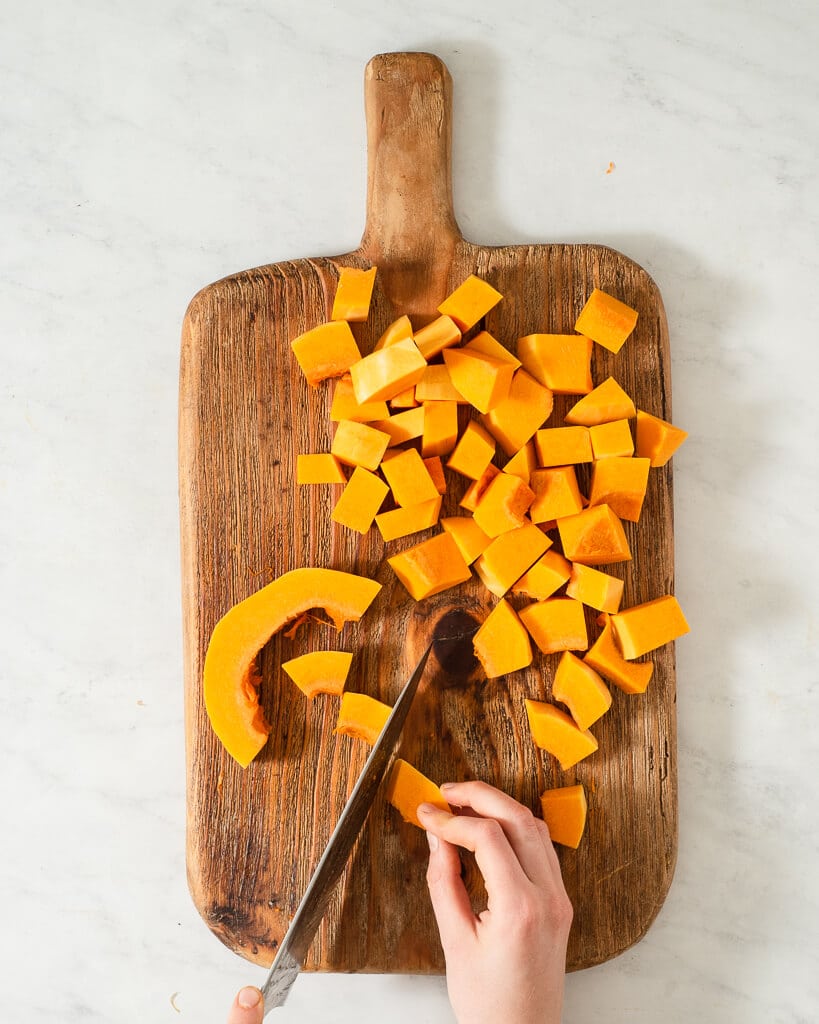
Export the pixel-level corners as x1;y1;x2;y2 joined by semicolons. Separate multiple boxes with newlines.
260;641;434;1013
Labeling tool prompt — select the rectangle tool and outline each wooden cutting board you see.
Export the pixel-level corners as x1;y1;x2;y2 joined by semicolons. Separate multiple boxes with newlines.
179;51;678;974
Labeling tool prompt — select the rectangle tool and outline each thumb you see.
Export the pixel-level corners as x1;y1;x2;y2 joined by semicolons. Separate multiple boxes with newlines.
420;804;476;953
227;986;264;1024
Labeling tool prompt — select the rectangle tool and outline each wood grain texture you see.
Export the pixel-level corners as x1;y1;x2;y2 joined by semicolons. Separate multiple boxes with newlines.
179;52;677;974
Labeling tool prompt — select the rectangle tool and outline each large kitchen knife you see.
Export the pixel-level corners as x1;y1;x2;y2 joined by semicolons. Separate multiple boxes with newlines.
259;642;434;1012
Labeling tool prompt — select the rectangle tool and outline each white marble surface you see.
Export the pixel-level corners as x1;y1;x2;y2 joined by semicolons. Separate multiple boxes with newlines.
2;1;818;1021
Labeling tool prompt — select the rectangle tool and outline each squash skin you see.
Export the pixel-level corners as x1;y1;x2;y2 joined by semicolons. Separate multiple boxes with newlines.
203;568;381;767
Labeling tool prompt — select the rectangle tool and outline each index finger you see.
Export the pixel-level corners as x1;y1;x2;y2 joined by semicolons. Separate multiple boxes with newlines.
418;803;533;917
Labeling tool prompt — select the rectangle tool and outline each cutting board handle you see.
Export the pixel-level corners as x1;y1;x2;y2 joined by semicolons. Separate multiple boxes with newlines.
360;52;462;275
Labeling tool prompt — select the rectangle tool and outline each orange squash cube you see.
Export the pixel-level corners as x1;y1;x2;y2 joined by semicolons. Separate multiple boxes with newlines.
375;497;442;542
331;466;389;533
380;447;440;507
440;516;492;565
389;385;419;408
635;410;688;467
517;334;593;394
589;418;634;459
330;419;391;471
574;288;638;354
566;562;624;613
557;504;632;566
565;377;637;426
386;758;450;829
387;531;472;600
413;314;462;359
474;522;552;597
588;456;650;523
415;364;469;403
369;406;426;447
438;274;502;331
281;650;353;700
423;456;447;495
447;420;496;480
539;785;588;848
503;440;537;484
350;336;427;404
519;597;588;654
584;614;654;694
334;691;391;745
535;426;593;467
552;651;612;730
443;348;515;414
330;376;390;423
465;330;521;368
374;314;413;351
529;466;585;524
525;699;598;770
610;595;689;659
331;266;377;322
460;464;500;511
512;550;572;600
472;471;535;537
421;400;459;458
296;453;347;485
291;320;363;386
481;369;554;456
473;598;533;678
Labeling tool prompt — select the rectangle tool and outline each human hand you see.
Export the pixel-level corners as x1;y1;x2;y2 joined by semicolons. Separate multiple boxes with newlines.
226;986;264;1023
418;781;572;1024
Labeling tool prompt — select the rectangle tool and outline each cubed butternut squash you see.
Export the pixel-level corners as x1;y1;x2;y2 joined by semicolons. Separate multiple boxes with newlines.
330;375;390;423
374;314;413;351
529;466;585;524
330;419;391;471
447;420;496;480
291;320;363;387
442;348;515;414
387;532;472;600
557;504;632;566
465;330;521;368
460;464;500;511
511;550;572;600
423;455;447;495
375;496;442;542
535;426;593;467
481;369;554;456
331;266;377;322
440;515;492;565
369;406;426;446
473;598;533;678
502;440;537;484
331;466;389;533
552;651;612;730
574;288;638;354
610;595;690;658
413;315;462;359
421;400;459;458
585;614;654;694
589;418;634;459
588;456;650;523
564;377;636;427
635;410;688;467
472;471;536;537
519;597;589;654
566;562;624;613
525;699;598;770
517;334;593;394
438;274;502;331
296;453;347;485
415;364;469;403
334;691;391;745
473;522;552;597
539;785;588;848
350;336;427;404
380;447;440;507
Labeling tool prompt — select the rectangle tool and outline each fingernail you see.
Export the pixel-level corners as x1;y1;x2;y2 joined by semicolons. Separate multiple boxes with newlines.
440;782;456;791
238;986;261;1009
426;830;439;851
417;802;437;816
